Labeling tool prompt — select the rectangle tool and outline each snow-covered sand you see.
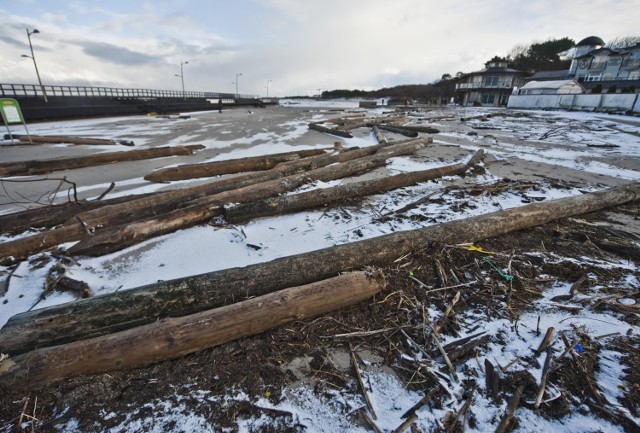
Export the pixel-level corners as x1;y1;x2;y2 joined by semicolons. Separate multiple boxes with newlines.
1;100;639;432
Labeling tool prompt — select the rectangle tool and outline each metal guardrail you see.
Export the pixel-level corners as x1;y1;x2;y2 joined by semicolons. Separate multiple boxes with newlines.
0;83;257;100
455;82;514;90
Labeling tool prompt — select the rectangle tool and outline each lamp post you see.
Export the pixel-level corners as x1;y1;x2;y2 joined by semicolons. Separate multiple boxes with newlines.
174;60;189;101
233;73;243;98
265;79;272;98
23;28;48;102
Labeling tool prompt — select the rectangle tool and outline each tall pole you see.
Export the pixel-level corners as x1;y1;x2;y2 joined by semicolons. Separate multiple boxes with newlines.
266;79;272;98
175;60;188;101
25;28;48;103
235;73;242;98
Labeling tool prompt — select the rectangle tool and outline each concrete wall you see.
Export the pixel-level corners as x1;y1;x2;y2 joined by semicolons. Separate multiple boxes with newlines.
508;93;640;113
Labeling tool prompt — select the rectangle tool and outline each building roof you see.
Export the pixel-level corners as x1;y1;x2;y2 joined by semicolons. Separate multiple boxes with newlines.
577;36;605;46
574;47;618;59
521;80;583;90
526;70;571;81
460;67;523;78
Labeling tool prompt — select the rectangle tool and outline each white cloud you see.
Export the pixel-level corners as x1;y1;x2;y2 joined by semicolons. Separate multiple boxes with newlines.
1;0;639;96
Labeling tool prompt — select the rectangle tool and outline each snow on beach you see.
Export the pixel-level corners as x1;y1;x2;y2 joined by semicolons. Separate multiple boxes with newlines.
1;101;639;432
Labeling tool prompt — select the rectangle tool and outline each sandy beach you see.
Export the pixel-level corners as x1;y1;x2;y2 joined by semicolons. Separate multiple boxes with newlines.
1;101;639;432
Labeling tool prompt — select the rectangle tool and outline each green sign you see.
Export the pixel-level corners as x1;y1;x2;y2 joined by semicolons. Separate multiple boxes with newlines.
0;98;25;124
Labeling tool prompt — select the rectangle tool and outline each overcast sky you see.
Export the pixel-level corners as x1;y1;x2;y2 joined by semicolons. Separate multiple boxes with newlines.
2;0;639;97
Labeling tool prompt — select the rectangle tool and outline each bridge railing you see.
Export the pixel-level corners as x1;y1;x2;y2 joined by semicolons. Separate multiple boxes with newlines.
0;83;257;100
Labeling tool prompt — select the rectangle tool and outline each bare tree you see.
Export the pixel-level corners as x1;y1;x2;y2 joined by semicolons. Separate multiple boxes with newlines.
605;35;640;49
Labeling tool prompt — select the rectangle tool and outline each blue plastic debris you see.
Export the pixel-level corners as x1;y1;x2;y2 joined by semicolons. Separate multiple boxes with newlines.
574;344;584;354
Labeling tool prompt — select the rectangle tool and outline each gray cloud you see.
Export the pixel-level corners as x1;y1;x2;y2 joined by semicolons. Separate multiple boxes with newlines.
78;41;162;66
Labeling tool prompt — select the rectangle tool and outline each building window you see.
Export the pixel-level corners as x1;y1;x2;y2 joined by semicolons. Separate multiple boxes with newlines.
483;76;499;87
481;94;495;104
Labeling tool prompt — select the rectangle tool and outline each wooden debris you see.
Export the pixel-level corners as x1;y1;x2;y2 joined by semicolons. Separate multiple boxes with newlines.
308;122;353;138
350;343;378;420
0;271;385;389
0;144;380;235
5;134;134;146
395;125;441;134
445;391;474;433
358;408;383;433
445;334;490;363
561;333;604;404
433;291;461;335
1;183;639;355
569;274;587;296
485;359;500;401
378;125;419;138
144;148;326;182
534;346;554;408
401;384;441;419
535;327;555;354
495;384;525;433
224;156;474;224
0;145;203;177
371;125;388;144
68;140;429;257
0;139;430;261
391;413;418;433
430;325;459;382
0;192;157;236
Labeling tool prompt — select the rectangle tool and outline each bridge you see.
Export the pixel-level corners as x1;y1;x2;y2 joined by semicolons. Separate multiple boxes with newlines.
1;83;278;121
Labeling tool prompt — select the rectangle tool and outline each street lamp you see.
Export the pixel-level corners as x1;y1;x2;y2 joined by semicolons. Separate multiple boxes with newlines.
174;60;189;101
23;28;48;102
233;73;243;98
265;79;272;98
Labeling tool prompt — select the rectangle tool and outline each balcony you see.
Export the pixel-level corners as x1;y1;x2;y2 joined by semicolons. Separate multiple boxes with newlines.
621;59;640;70
456;81;514;90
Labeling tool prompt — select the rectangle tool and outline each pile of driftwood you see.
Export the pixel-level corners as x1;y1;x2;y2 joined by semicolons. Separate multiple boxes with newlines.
1;182;639;389
1;113;640;392
0;134;476;260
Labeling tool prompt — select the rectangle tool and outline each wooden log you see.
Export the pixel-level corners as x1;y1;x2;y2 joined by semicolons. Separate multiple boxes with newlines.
340;120;367;131
466;149;485;168
485;359;500;401
0;140;430;261
378;125;419;138
1;182;638;355
66;139;427;230
534;346;554;408
67;139;429;257
17;135;134;146
535;327;555;354
371;126;388;144
223;158;471;224
308;122;353;138
446;334;490;363
0;271;385;388
495;384;525;433
0;191;160;236
394;125;440;134
144;148;326;182
0;145;204;177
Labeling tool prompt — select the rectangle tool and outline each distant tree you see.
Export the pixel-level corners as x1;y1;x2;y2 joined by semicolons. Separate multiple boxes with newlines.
507;37;575;72
507;43;529;62
441;73;452;81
